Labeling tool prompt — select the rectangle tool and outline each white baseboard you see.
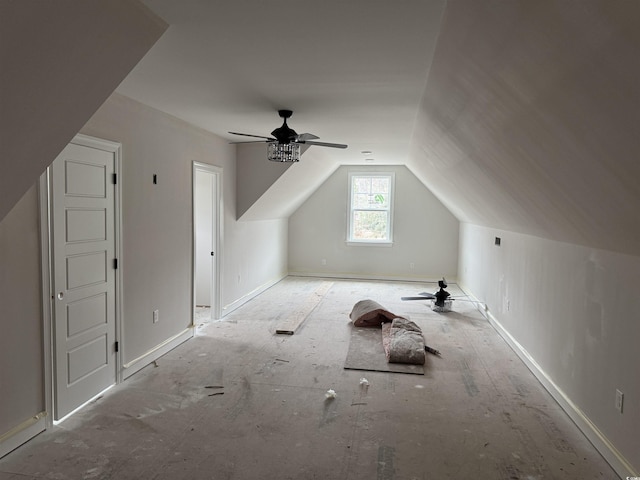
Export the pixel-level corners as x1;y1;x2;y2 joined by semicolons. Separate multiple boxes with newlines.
0;413;47;459
288;271;457;284
221;275;286;316
122;327;193;379
458;285;637;479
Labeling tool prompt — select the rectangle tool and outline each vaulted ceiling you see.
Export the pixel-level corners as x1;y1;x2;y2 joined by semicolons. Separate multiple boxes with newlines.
410;1;640;255
3;1;638;256
117;0;640;255
116;0;447;166
0;0;167;221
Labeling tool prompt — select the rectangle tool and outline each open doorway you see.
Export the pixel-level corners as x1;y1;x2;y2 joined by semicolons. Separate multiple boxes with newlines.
193;162;223;323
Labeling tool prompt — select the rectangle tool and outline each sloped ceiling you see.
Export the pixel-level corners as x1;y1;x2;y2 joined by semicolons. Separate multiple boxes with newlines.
115;0;446;222
409;1;640;255
115;0;640;255
117;0;445;166
0;0;167;222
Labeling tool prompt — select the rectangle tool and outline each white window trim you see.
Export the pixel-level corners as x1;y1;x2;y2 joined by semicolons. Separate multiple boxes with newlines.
347;171;395;245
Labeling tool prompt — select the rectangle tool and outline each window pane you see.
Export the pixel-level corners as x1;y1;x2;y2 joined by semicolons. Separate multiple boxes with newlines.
370;192;388;209
371;177;389;194
353;193;371;209
353;177;371;194
352;210;388;240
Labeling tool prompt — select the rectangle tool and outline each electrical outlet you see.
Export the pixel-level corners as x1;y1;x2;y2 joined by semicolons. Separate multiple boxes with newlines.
409;262;415;269
615;389;624;413
153;309;159;324
321;259;327;265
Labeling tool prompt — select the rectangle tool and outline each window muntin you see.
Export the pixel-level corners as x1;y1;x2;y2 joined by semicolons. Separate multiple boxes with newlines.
348;173;394;243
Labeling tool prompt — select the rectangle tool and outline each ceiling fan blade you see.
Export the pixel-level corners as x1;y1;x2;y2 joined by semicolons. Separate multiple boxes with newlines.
302;140;348;149
229;132;275;141
401;296;434;301
229;140;269;144
297;133;319;141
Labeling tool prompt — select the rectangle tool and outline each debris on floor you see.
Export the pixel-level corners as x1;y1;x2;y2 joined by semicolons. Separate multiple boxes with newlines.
359;377;370;395
325;389;337;399
205;385;224;396
425;345;441;356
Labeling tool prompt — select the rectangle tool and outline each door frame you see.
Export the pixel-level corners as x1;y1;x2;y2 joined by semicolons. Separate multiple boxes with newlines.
39;134;123;425
192;162;223;321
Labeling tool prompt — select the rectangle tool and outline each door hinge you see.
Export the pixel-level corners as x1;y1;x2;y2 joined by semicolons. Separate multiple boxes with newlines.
115;341;119;353
112;173;117;184
113;258;118;269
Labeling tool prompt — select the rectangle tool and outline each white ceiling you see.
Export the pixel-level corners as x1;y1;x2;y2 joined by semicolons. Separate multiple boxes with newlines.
116;0;640;255
116;0;447;166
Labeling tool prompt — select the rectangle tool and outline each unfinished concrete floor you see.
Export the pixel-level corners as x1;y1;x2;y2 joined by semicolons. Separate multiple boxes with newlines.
0;277;619;479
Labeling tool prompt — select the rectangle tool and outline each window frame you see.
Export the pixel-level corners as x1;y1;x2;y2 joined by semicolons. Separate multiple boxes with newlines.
347;172;395;246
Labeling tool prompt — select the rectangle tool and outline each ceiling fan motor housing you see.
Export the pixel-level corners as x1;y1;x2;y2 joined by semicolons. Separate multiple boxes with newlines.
271;110;297;144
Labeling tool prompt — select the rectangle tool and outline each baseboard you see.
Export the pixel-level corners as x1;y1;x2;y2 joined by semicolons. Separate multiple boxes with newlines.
122;327;193;379
288;271;457;284
221;274;286;316
458;284;637;479
0;412;47;459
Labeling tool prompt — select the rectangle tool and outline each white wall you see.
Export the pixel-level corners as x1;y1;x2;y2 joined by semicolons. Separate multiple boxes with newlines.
236;143;292;219
0;92;289;455
0;187;44;442
80;93;288;364
289;165;458;280
458;223;639;475
236;145;340;222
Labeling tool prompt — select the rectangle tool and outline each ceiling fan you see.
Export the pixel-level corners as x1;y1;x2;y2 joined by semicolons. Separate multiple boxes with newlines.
229;110;347;162
401;278;484;312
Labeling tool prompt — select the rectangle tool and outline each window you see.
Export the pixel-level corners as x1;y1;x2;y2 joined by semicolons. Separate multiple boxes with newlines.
348;172;394;244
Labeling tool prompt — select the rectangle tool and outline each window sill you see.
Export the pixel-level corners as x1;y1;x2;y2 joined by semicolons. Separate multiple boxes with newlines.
346;240;393;247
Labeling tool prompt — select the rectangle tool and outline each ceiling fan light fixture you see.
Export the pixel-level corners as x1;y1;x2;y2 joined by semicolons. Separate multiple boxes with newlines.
268;142;300;162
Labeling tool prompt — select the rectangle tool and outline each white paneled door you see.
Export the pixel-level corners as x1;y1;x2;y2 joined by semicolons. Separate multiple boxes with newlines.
51;139;118;420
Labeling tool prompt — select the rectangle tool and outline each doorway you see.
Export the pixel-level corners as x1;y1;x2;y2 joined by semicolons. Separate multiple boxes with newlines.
193;162;222;322
43;134;122;421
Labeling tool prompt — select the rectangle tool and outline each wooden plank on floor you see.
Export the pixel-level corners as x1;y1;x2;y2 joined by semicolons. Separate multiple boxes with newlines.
275;281;333;335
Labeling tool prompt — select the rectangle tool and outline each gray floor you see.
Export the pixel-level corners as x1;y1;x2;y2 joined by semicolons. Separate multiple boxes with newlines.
0;277;618;479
